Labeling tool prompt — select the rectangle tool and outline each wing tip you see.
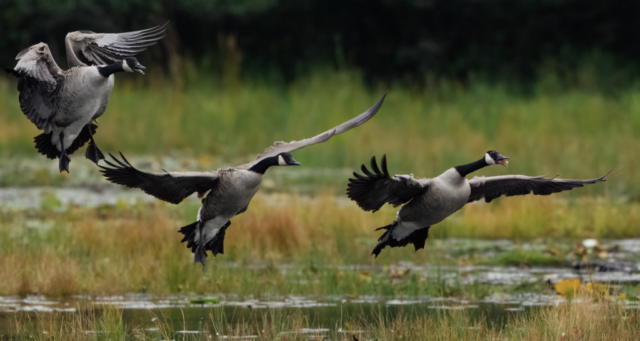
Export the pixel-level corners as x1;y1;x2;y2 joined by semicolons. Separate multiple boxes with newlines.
365;93;386;116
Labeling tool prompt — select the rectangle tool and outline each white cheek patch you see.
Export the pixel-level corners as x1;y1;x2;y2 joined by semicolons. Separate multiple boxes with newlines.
122;60;133;72
278;155;286;166
484;153;495;165
196;207;203;221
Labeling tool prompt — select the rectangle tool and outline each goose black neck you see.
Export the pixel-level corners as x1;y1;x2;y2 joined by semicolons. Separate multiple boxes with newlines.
248;156;278;174
97;61;124;77
454;157;488;177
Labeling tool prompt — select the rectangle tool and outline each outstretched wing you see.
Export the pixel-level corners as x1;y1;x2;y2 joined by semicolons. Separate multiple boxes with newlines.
64;23;167;67
347;155;430;212
467;171;612;203
236;94;385;170
99;153;219;204
9;43;64;131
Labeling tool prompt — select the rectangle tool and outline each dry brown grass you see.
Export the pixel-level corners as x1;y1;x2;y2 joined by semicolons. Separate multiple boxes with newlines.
1;193;639;296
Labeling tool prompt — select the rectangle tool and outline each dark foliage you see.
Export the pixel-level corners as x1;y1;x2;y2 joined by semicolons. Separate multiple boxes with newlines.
3;0;640;82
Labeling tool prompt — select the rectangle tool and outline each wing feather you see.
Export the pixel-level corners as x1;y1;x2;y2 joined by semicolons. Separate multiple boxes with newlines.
236;95;385;170
347;155;429;212
467;171;612;203
10;43;63;131
65;23;167;67
99;153;219;205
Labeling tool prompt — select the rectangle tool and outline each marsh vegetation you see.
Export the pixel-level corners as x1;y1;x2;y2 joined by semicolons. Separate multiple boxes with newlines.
1;70;639;338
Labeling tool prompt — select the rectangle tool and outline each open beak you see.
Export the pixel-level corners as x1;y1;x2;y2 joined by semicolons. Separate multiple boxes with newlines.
134;64;146;74
497;155;509;167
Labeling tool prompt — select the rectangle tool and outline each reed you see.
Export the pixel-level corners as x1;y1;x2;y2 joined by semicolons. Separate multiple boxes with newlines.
0;69;636;196
0;193;638;297
6;292;639;340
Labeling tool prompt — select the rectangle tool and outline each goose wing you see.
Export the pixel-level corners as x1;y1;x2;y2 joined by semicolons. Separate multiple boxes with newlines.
236;94;386;170
9;43;64;131
99;153;219;205
64;23;167;67
467;172;612;203
347;155;430;212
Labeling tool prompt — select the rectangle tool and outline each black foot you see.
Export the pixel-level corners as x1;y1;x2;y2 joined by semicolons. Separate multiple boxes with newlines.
58;154;71;173
85;141;105;164
194;244;207;265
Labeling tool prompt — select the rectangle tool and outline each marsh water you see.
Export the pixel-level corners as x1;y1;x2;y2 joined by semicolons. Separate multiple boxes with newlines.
2;172;640;337
0;292;577;336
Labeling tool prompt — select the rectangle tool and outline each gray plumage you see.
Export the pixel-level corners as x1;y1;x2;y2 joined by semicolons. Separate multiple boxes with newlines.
347;152;612;257
236;94;385;170
64;23;167;68
100;95;386;264
8;24;165;172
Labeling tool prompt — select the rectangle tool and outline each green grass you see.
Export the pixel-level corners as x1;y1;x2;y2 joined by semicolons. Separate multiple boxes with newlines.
0;69;636;197
6;292;640;340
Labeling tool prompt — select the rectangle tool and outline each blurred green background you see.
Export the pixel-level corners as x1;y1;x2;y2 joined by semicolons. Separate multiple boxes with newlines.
1;1;637;196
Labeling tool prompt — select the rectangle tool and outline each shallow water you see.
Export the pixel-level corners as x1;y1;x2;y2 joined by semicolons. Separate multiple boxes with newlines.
0;292;554;336
2;292;639;337
3;172;640;337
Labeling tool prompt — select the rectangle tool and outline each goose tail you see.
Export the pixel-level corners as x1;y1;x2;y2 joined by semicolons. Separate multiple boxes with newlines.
33;123;99;159
34;131;59;159
371;221;430;257
178;220;231;265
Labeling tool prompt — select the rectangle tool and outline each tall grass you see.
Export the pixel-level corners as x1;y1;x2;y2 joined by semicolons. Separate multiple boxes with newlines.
7;293;640;340
0;69;636;196
1;193;639;297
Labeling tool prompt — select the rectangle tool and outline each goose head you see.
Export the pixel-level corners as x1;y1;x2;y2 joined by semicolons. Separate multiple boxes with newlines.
484;150;509;166
277;152;301;166
122;57;146;74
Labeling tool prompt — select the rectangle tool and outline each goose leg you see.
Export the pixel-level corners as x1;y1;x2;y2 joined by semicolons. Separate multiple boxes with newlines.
84;125;105;164
58;132;71;173
194;222;208;265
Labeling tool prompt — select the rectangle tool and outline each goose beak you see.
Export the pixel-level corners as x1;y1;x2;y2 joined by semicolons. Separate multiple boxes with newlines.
497;155;509;167
290;160;301;166
134;64;146;74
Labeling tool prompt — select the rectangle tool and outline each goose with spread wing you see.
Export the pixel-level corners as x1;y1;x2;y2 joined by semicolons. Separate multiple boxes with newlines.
7;23;167;172
347;151;613;257
100;95;386;264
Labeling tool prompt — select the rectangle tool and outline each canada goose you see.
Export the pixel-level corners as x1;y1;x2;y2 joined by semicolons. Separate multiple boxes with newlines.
99;95;386;264
347;151;613;257
7;24;166;172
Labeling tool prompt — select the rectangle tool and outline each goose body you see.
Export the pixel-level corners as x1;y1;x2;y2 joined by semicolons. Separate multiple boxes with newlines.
392;168;470;240
100;95;386;264
194;169;264;256
50;67;115;150
8;24;166;172
347;151;612;256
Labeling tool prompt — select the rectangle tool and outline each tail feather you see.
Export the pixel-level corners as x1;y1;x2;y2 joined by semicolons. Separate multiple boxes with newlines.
5;68;21;78
34;131;59;159
178;220;231;265
178;221;198;252
371;221;430;257
33;123;99;159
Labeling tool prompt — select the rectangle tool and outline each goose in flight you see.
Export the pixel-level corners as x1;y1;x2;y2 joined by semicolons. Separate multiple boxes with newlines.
347;151;613;256
100;95;386;264
7;23;166;172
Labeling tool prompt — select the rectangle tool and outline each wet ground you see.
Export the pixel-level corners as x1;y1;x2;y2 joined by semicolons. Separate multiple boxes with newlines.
1;291;639;338
2;161;640;337
0;292;588;335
